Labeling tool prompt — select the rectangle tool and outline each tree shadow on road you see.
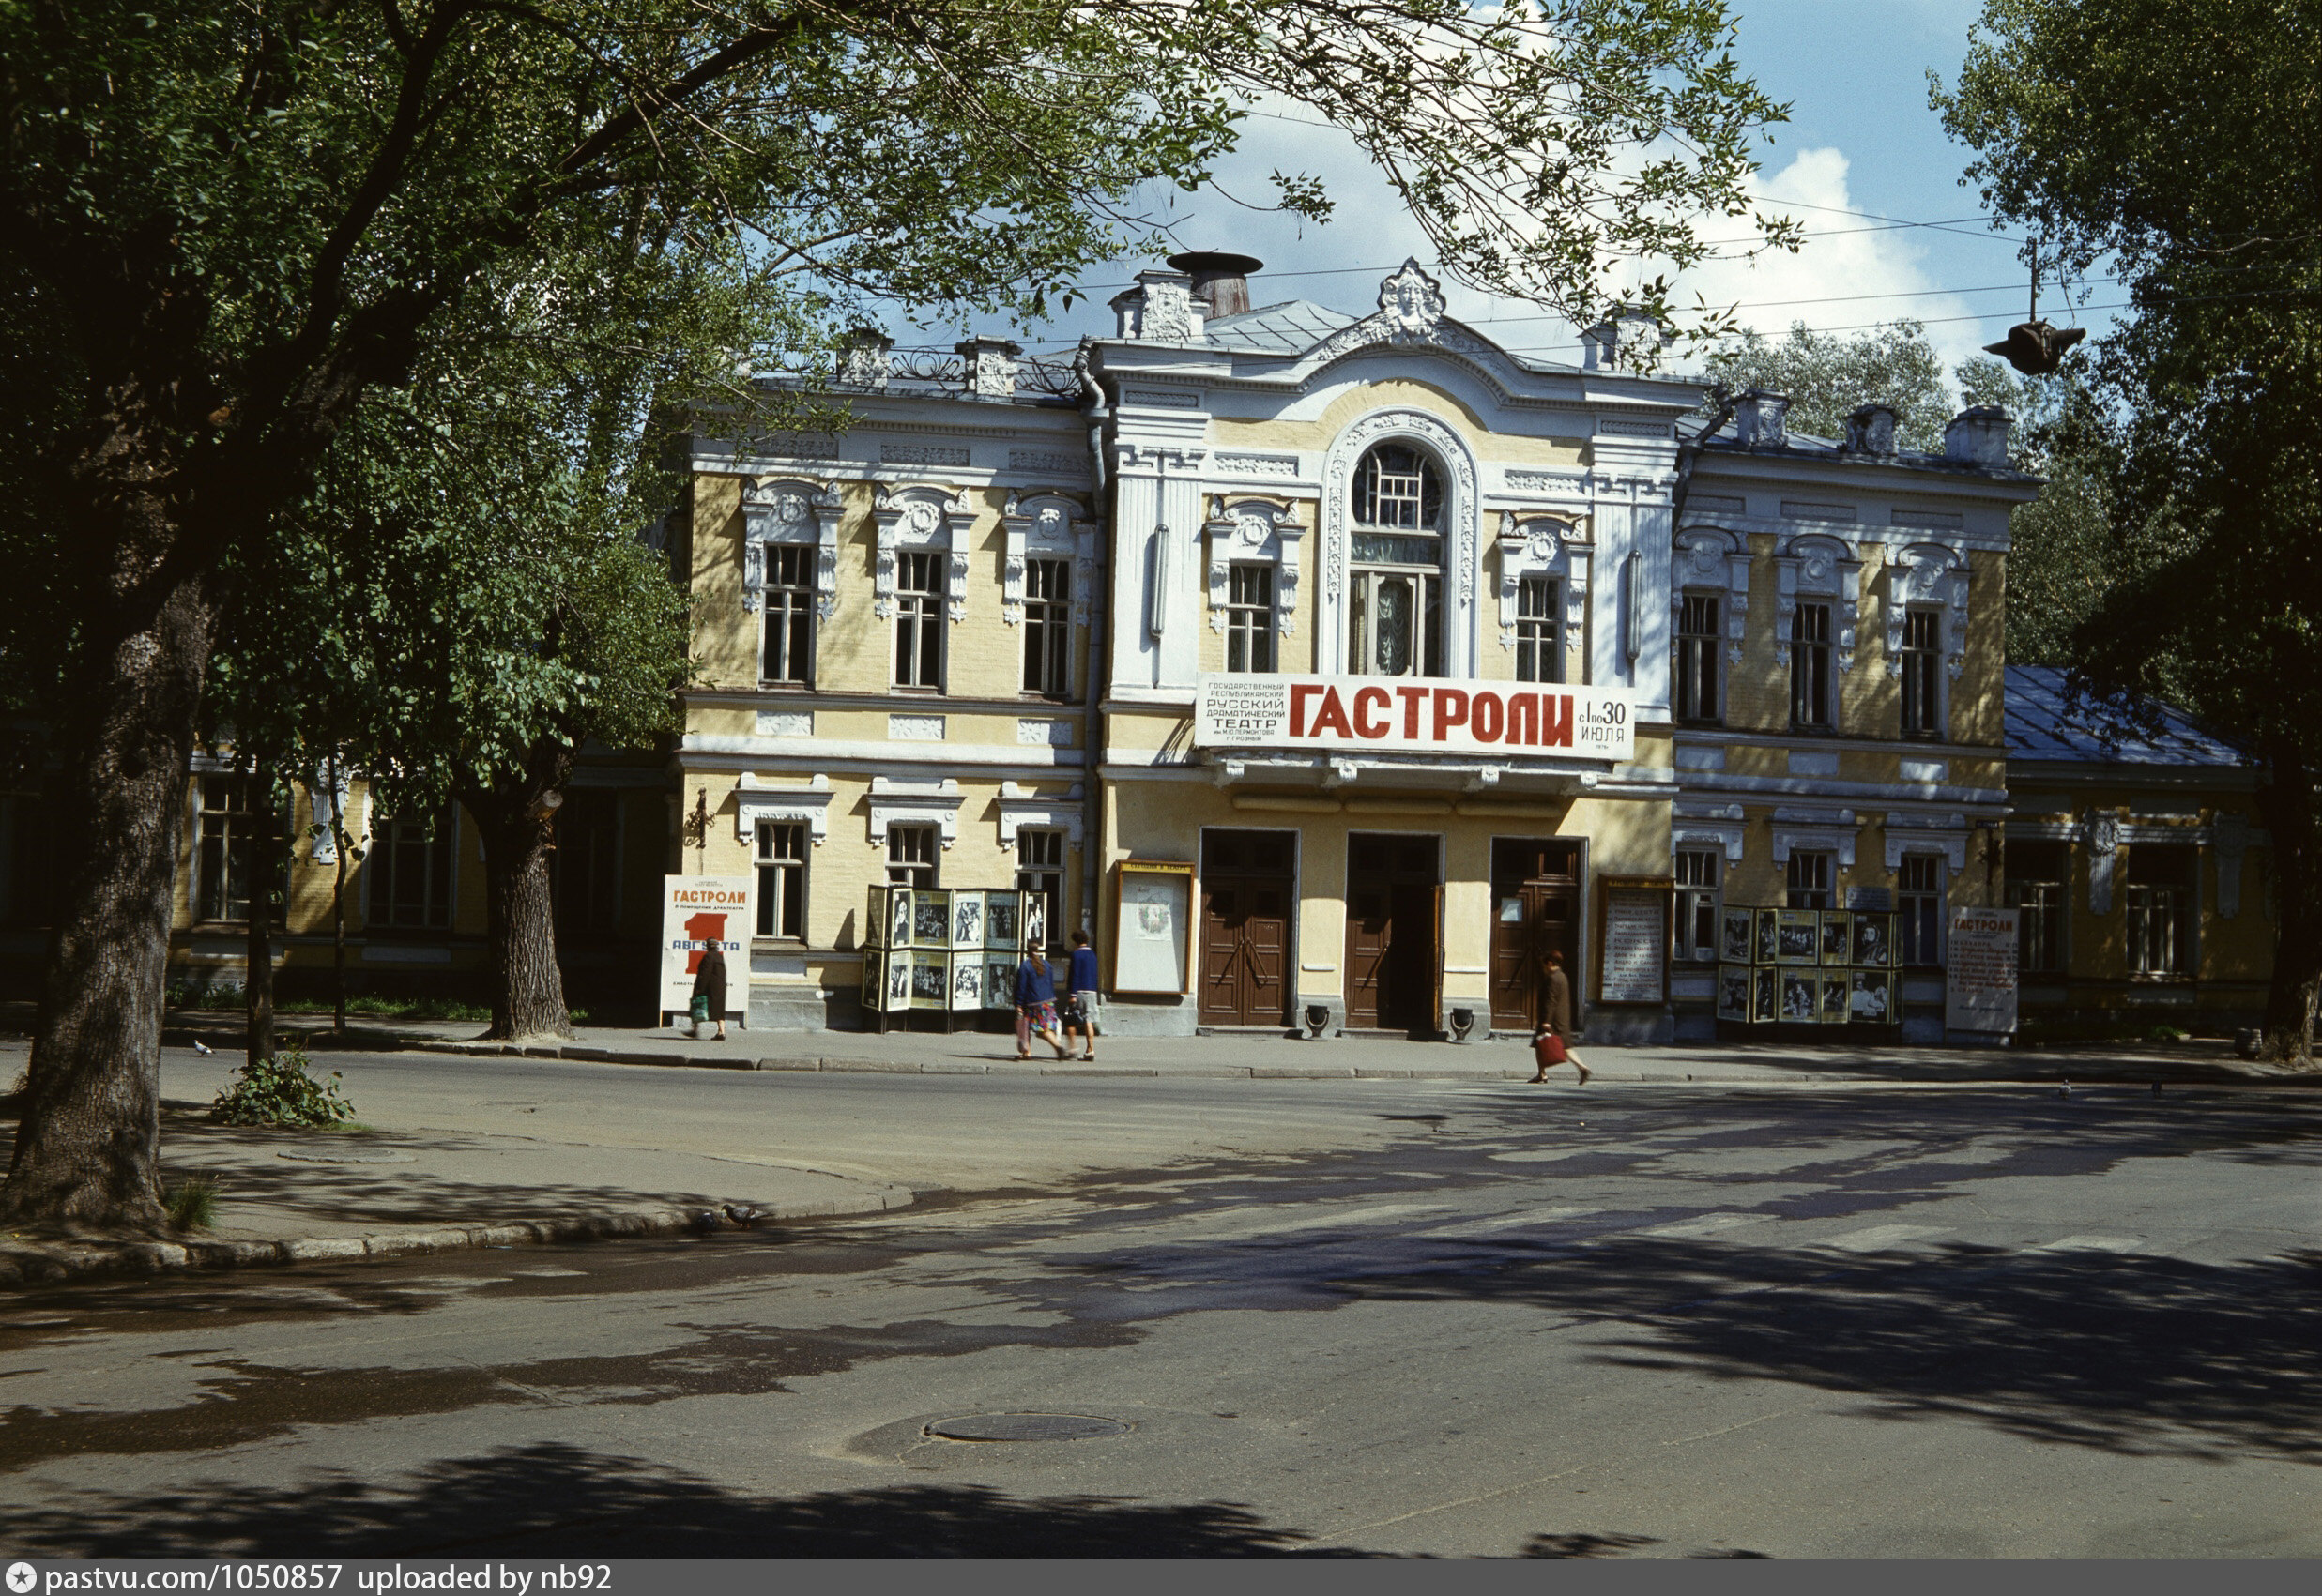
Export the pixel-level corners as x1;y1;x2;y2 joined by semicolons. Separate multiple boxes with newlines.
1347;1239;2322;1465
6;1441;1376;1557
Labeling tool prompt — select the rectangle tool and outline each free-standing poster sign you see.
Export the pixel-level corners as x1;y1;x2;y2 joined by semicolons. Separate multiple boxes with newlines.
1112;860;1194;995
1594;876;1673;1006
1946;907;2020;1036
660;875;751;1020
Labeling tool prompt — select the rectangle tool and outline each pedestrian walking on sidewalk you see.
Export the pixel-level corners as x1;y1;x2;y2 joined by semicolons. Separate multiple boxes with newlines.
690;943;728;1041
1531;948;1591;1085
1062;928;1101;1060
1015;941;1070;1060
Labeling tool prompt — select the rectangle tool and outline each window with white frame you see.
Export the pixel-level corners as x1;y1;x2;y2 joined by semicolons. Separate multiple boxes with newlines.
1349;444;1444;677
886;824;939;889
760;544;816;686
1791;602;1834;728
2009;841;2067;975
1900;607;1943;737
1899;854;1945;965
1022;556;1071;698
1674;593;1720;723
367;809;455;930
1674;848;1720;962
1785;850;1833;909
1515;575;1561;683
2127;846;2194;976
1016;828;1065;948
756;821;807;939
1226;564;1276;673
894;551;944;690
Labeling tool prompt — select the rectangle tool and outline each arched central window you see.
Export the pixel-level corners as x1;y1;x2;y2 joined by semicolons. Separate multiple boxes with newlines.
1349;444;1444;676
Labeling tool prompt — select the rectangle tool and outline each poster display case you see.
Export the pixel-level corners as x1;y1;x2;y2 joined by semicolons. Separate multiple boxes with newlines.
1112;860;1194;995
1595;876;1673;1006
1775;909;1820;965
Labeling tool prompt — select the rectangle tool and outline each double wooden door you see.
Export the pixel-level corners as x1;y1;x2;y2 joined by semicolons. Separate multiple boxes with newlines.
1489;839;1581;1033
1199;830;1292;1026
1344;833;1443;1034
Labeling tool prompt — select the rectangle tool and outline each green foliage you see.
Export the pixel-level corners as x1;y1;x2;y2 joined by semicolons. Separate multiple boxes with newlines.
162;1176;220;1233
1939;0;2322;1055
1701;321;1953;449
209;1043;356;1129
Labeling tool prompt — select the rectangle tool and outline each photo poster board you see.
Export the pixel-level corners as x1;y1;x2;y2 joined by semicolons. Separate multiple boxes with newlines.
659;875;751;1020
1947;906;2021;1036
1113;860;1194;995
1595;876;1673;1006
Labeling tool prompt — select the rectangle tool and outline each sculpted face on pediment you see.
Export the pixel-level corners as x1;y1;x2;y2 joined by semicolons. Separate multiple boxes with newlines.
1377;258;1446;339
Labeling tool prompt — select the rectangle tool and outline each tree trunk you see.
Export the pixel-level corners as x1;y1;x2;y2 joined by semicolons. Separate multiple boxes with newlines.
2255;740;2319;1065
330;756;349;1036
463;741;578;1041
1;574;222;1232
245;761;278;1068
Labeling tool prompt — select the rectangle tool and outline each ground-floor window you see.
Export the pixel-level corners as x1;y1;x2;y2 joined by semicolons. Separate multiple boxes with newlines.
1899;854;1945;966
756;820;807;938
1673;848;1719;962
1784;851;1833;909
552;789;619;936
367;809;455;930
2009;841;2068;975
886;825;939;889
2127;845;2194;976
1016;828;1065;948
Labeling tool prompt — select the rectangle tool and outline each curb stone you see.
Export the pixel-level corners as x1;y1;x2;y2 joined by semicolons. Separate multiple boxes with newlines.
0;1186;911;1292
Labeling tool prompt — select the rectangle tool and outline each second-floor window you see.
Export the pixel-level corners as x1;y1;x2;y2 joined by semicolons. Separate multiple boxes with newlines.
1350;444;1444;678
1674;848;1720;961
886;824;939;888
894;551;944;690
1785;850;1833;909
756;821;806;938
1022;557;1071;697
1791;602;1834;729
761;544;816;686
2009;840;2067;975
1899;854;1945;965
368;809;454;930
1226;565;1276;673
2127;845;2194;977
1516;576;1562;683
1674;593;1719;722
1900;607;1943;737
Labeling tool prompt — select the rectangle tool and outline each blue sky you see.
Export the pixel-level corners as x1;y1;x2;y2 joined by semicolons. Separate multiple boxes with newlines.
954;2;2105;383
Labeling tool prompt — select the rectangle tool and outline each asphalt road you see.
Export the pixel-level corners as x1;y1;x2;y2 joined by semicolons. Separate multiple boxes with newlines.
3;1069;2317;1558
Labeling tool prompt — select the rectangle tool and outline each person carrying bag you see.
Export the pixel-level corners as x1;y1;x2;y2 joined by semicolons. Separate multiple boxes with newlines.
1530;947;1591;1085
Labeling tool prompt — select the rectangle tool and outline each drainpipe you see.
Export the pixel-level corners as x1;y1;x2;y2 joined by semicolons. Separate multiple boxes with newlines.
1670;384;1736;528
1079;343;1112;943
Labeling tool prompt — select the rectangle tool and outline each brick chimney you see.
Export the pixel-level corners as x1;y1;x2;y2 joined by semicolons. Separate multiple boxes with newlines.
1733;388;1792;448
1944;404;2013;467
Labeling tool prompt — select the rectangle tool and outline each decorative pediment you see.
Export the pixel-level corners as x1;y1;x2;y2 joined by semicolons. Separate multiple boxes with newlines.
734;773;834;846
741;477;845;618
995;782;1086;849
1376;258;1447;340
871;483;974;622
1774;532;1862;673
866;776;965;850
1885;541;1971;681
1202;496;1306;639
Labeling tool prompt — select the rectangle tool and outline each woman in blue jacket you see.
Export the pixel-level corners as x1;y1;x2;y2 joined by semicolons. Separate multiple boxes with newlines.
1014;941;1070;1060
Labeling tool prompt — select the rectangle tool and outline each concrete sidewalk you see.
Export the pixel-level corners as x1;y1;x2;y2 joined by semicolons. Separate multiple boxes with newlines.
154;1008;2312;1088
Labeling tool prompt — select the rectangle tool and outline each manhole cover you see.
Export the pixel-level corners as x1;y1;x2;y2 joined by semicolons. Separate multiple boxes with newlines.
925;1413;1130;1442
274;1148;418;1165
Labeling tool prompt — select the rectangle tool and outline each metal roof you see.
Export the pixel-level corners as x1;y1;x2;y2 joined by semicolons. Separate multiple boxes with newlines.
2005;665;2253;768
1202;298;1361;355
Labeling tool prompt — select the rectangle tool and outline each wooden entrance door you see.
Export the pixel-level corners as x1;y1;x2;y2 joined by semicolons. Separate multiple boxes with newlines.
1344;833;1443;1033
1489;839;1581;1032
1199;830;1293;1026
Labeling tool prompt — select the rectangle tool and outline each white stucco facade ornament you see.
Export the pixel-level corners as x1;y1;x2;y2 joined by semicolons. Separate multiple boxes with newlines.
1376;258;1447;340
2086;813;2120;916
1494;513;1589;661
1319;408;1481;675
871;483;973;623
1773;532;1862;673
741;477;845;619
999;491;1094;639
732;772;834;846
1885;540;1972;681
1203;498;1306;641
1673;525;1752;665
